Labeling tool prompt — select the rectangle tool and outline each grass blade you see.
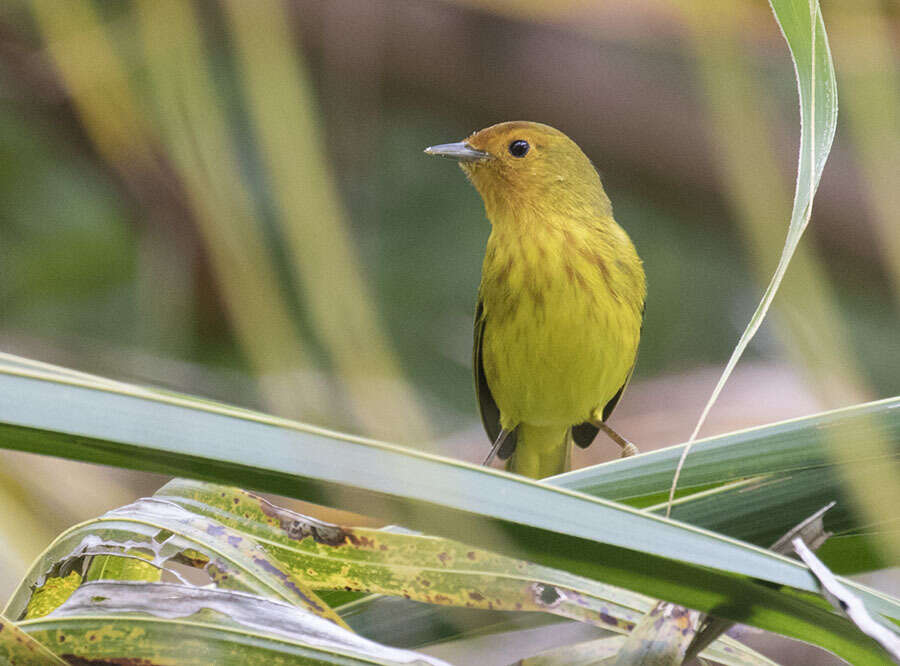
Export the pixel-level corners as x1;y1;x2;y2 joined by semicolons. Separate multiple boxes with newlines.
670;0;839;512
680;0;867;409
552;398;899;568
794;539;900;663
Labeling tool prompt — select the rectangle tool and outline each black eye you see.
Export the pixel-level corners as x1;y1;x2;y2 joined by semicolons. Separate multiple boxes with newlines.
508;139;529;158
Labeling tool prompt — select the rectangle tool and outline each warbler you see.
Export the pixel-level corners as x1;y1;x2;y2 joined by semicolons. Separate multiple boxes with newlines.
425;121;645;479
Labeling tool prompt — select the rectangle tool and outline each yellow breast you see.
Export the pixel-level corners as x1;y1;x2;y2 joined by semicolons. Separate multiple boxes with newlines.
479;217;644;430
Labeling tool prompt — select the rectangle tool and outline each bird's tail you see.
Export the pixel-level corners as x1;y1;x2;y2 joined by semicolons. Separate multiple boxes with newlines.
506;424;571;479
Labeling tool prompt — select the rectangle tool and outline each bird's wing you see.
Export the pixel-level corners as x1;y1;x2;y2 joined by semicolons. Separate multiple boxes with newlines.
571;421;600;448
474;299;516;459
573;301;645;449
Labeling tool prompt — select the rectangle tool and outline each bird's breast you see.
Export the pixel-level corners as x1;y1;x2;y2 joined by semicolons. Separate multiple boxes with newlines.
479;223;644;428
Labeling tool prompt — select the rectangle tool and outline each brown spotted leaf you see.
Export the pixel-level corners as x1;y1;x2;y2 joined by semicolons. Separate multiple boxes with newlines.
17;581;448;665
0;613;67;665
155;479;776;664
156;478;646;630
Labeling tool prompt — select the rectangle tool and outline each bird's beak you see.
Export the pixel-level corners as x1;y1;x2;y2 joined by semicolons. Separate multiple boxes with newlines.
424;141;491;162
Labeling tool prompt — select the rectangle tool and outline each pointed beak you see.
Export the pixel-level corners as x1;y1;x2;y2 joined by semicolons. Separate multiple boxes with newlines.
424;141;491;162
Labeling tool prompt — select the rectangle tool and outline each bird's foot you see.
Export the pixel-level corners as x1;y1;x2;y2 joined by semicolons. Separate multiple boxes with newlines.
619;441;639;458
592;420;639;458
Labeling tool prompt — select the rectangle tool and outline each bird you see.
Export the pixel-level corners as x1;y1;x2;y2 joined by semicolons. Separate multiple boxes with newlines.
425;121;646;479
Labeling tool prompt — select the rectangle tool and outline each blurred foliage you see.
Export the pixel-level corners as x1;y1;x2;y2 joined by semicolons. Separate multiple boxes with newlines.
1;0;898;423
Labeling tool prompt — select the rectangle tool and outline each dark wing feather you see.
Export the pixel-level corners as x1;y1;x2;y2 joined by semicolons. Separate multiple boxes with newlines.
474;299;516;460
571;422;600;449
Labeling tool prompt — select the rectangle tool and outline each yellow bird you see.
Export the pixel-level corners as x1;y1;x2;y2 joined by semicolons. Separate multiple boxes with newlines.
426;121;646;479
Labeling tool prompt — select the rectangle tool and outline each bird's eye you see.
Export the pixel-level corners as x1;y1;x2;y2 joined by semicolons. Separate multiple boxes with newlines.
508;140;529;158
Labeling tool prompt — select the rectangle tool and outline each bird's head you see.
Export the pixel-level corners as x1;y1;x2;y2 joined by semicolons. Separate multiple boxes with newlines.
425;121;610;221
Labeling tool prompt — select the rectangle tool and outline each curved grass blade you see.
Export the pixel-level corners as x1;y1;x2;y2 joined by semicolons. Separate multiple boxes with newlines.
670;0;840;510
3;505;345;628
20;581;448;665
0;360;897;664
681;0;867;411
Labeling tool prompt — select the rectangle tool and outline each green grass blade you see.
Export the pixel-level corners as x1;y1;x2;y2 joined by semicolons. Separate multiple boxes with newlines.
553;398;899;571
681;1;867;409
672;0;840;509
556;398;898;499
0;359;897;663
